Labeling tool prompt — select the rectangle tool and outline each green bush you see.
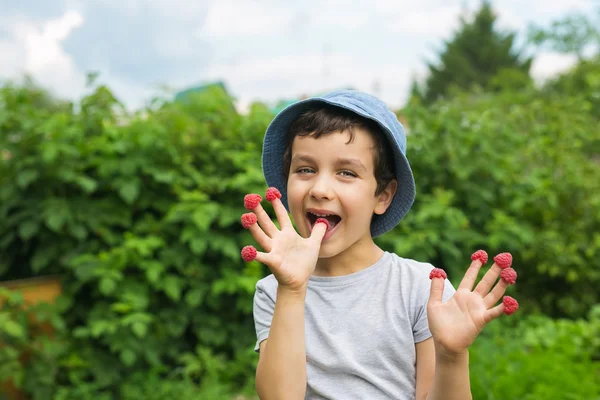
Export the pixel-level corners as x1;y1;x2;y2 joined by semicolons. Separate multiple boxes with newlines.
0;82;272;397
470;305;600;399
1;65;599;397
381;85;600;318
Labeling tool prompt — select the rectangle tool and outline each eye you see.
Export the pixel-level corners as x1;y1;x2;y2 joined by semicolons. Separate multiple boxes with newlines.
296;167;315;174
339;170;357;177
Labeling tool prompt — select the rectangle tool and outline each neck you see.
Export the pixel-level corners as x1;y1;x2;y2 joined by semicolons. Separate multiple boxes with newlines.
313;236;384;277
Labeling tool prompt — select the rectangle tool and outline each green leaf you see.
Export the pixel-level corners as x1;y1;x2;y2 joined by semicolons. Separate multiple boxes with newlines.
75;176;98;194
163;276;182;301
45;211;68;232
185;288;205;307
16;169;39;189
192;210;213;231
69;224;88;240
131;322;147;338
141;261;164;284
3;320;25;338
120;349;136;367
119;181;140;204
18;221;39;240
190;238;207;255
99;278;117;295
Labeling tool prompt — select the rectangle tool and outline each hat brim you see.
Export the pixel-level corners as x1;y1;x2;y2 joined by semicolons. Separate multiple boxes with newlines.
262;97;415;237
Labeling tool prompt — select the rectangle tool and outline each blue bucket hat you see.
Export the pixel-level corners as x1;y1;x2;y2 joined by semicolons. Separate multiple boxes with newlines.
261;89;416;237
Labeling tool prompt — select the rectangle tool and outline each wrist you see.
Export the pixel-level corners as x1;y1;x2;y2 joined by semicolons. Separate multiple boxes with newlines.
277;284;308;300
434;345;469;365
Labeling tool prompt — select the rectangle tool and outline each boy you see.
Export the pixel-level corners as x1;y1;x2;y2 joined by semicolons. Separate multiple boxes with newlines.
241;90;518;399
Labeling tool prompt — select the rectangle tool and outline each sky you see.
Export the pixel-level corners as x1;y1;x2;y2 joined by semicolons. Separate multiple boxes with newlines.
0;0;597;112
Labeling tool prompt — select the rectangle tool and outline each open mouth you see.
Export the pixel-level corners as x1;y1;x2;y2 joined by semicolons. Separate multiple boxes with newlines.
306;211;342;230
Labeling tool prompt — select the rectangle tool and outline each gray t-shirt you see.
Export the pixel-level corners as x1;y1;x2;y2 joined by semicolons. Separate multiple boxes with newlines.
253;251;456;399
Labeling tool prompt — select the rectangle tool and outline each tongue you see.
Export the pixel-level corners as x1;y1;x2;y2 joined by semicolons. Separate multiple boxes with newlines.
325;215;339;228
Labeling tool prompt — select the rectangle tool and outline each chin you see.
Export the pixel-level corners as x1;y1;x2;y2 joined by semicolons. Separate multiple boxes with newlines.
317;242;345;259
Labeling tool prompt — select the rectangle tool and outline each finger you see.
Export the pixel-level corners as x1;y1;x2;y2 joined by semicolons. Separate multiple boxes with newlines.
266;187;292;229
242;213;272;252
428;268;447;305
244;194;278;237
484;296;519;323
483;303;504;324
309;219;328;243
483;278;509;309
483;268;517;308
240;245;271;265
458;250;488;291
473;263;502;296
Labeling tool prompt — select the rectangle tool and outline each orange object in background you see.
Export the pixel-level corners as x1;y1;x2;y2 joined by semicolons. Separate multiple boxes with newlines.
0;276;62;400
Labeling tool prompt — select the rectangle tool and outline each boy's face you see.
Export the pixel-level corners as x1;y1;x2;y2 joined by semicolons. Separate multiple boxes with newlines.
287;127;393;258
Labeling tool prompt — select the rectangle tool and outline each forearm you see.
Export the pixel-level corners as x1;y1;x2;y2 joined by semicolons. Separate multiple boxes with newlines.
256;286;307;400
425;348;472;400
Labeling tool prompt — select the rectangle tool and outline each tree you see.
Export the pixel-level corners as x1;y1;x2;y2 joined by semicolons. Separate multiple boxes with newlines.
422;1;533;104
528;8;600;61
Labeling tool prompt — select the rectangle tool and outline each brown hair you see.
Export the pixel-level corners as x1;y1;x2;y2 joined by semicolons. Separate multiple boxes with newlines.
282;105;395;195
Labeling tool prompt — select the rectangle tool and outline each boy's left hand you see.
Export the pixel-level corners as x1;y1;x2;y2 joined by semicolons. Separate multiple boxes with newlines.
426;251;518;358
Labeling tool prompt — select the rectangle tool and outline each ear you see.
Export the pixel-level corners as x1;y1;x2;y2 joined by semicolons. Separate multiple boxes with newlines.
374;179;398;215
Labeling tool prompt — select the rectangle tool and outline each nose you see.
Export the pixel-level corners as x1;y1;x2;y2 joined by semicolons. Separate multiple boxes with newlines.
309;173;334;201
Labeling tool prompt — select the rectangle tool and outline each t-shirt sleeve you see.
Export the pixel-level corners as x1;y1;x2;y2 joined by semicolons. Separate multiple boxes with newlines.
412;269;456;343
253;279;276;352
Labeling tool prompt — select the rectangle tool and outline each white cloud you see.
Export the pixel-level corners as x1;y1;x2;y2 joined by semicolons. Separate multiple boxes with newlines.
201;1;295;38
0;10;87;99
203;51;415;110
386;5;464;36
530;51;578;81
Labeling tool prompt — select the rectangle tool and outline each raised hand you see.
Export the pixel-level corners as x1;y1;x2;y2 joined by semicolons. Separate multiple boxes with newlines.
240;187;328;292
426;250;519;357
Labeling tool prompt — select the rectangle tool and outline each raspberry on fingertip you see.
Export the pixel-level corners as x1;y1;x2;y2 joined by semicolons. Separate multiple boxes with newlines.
241;245;257;262
471;249;488;264
266;187;282;202
429;268;447;280
244;194;262;210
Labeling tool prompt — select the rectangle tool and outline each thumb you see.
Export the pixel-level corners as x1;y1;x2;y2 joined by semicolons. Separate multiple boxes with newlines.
309;219;329;243
428;268;447;305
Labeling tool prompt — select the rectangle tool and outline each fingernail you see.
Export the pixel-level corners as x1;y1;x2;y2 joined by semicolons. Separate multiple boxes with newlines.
471;249;488;264
241;213;257;229
244;194;262;210
265;187;282;202
241;245;257;262
494;253;513;269
500;268;517;284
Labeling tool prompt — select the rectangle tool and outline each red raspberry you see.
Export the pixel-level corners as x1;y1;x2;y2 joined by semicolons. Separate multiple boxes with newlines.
241;245;257;262
266;187;282;202
241;213;257;229
471;249;488;264
500;268;517;285
314;218;330;230
429;268;447;280
494;252;513;269
244;194;262;210
503;296;519;315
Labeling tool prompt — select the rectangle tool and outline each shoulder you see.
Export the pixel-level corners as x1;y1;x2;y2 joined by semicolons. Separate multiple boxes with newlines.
255;273;279;299
386;252;437;280
386;252;455;298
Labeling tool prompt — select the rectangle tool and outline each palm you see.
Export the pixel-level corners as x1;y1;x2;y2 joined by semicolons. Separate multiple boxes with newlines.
428;289;488;351
241;189;327;291
427;255;516;356
270;225;321;289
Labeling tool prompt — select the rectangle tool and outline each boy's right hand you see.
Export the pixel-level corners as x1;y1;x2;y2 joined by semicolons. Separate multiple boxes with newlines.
241;187;327;293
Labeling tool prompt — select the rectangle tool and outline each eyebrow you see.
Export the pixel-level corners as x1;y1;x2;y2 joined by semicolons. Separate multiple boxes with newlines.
291;154;367;172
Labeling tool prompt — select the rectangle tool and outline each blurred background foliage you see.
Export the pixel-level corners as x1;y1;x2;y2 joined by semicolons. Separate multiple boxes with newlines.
1;3;599;399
